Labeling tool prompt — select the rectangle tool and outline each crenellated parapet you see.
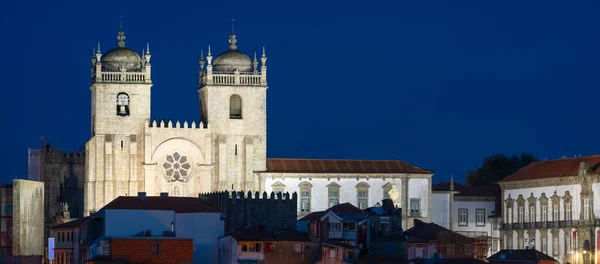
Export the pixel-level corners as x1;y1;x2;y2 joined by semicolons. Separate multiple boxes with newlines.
199;190;297;233
41;144;85;165
145;119;210;130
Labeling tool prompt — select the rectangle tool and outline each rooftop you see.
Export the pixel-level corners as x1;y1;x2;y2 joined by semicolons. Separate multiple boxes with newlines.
405;219;472;242
228;226;310;242
486;249;557;262
298;202;368;221
432;182;497;197
265;158;431;174
100;195;218;214
500;154;600;182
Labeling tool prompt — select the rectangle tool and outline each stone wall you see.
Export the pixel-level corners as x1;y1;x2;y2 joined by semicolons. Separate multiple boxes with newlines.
12;179;44;256
199;191;297;233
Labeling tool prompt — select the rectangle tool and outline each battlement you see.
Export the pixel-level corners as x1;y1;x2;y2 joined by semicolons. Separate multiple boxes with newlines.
145;120;209;130
41;144;85;165
199;190;297;233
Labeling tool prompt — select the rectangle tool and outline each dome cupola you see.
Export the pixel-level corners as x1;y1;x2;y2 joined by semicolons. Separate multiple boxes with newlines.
212;33;252;72
100;29;142;72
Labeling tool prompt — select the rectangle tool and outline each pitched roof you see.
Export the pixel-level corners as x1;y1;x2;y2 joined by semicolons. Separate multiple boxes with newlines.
52;216;91;229
486;249;557;262
432;182;496;197
298;202;368;221
501;155;600;182
405;219;472;242
265;158;431;174
100;196;219;214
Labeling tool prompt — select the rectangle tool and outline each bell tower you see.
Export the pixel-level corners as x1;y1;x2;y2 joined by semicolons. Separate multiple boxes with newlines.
198;30;268;192
85;27;153;216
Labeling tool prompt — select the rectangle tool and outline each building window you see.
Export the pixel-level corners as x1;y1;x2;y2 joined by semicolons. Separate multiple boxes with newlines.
476;209;485;226
327;183;341;208
410;198;420;217
229;94;242;119
553;237;558;256
565;203;572;221
518;206;524;223
566;236;571;254
356;182;369;210
507;208;513;224
584;198;590;220
294;244;302;253
382;183;392;200
529;206;535;223
343;222;357;231
346;251;355;262
541;206;547;222
553;205;559;221
458;209;468;226
329;222;342;231
298;182;312;216
380;217;389;232
241;243;263;252
116;93;130;117
542;238;547;254
152;243;160;255
271;181;285;195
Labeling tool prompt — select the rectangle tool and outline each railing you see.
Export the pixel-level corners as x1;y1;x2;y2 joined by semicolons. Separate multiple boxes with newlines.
201;72;264;86
456;231;488;238
98;72;148;83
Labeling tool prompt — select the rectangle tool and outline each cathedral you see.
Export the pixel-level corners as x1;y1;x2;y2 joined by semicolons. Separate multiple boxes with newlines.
84;26;433;228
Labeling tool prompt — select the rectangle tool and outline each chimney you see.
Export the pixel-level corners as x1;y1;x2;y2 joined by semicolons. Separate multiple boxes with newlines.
138;192;147;199
160;192;169;197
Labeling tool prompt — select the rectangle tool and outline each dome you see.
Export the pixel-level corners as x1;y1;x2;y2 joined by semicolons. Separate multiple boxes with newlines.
213;50;252;72
212;33;253;72
101;47;142;72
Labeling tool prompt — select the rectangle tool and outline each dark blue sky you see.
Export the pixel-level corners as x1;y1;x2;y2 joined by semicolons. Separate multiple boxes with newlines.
1;0;599;184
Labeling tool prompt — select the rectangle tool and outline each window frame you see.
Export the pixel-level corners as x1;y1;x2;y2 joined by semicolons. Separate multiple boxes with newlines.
476;209;486;227
458;208;468;227
409;198;421;217
152;243;160;255
229;94;242;119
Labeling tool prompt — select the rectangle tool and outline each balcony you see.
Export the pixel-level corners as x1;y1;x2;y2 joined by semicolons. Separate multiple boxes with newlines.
500;219;599;230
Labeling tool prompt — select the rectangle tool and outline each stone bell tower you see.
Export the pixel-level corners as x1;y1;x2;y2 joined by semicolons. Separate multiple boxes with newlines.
84;27;152;215
198;29;268;192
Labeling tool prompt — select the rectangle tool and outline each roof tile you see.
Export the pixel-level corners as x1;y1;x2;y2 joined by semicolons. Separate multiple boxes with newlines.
100;196;219;214
501;155;600;182
266;158;430;174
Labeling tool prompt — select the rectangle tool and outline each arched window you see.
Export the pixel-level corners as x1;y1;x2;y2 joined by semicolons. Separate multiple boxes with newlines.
116;93;130;116
230;94;242;119
356;182;370;209
327;182;341;208
299;182;313;216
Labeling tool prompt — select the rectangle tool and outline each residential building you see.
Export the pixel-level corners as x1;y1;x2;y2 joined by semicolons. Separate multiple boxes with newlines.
298;203;370;252
87;237;193;264
364;199;407;262
218;226;319;264
405;219;475;261
0;184;11;257
83;193;224;263
199;190;297;233
486;249;559;264
431;177;501;258
499;155;600;264
319;242;361;264
51;216;89;264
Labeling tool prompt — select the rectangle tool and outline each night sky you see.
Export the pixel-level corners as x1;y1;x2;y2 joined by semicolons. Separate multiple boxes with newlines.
1;0;599;184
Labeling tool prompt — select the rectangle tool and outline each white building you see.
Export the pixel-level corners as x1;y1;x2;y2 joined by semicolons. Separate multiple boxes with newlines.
89;193;225;263
431;178;501;258
499;155;600;264
83;26;432;228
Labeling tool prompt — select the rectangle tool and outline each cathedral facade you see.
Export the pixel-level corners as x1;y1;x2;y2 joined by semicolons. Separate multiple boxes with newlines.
84;27;433;228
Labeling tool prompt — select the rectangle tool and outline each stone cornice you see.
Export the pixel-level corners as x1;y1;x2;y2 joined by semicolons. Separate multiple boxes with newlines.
499;176;585;190
255;172;433;180
454;196;495;202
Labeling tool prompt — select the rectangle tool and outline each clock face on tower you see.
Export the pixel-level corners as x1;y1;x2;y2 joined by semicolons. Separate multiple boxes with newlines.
161;151;193;182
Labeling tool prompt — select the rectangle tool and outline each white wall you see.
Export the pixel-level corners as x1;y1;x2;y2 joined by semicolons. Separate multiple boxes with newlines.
263;176;430;216
503;184;581;224
104;209;175;237
218;236;237;264
431;193;450;229
177;213;225;264
452;200;495;234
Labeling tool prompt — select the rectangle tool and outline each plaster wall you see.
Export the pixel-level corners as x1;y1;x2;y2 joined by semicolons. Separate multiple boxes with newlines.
176;213;225;264
12;179;44;256
431;193;450;229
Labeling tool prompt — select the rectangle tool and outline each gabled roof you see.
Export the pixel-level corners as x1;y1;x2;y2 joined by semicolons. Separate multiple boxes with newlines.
100;196;219;214
298;203;368;221
486;249;557;262
432;182;496;197
405;219;472;242
265;158;431;174
500;155;600;182
52;216;91;229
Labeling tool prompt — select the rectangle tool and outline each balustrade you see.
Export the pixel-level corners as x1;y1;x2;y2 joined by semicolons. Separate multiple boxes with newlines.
96;72;148;83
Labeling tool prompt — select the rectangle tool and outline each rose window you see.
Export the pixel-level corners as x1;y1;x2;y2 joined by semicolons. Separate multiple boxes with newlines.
162;152;192;182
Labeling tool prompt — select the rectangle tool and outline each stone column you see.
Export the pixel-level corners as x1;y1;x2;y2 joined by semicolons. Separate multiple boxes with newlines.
402;177;409;229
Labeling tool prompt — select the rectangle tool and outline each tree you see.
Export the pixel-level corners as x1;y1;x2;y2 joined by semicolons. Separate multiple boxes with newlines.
465;153;537;187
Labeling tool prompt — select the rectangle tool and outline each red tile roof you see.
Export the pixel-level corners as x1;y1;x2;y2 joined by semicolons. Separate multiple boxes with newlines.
500;155;600;182
100;196;219;214
265;158;431;174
